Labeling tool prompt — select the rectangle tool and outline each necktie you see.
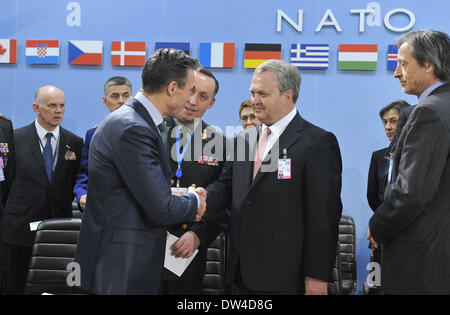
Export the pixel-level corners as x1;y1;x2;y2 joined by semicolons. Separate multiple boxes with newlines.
43;133;54;180
158;123;168;151
253;127;271;180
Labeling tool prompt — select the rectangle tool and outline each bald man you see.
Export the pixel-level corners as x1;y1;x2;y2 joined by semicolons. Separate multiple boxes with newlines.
2;86;83;294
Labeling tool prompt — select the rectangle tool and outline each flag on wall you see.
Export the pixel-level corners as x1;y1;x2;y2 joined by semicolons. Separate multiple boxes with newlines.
69;40;103;65
387;45;398;71
111;41;146;66
155;42;190;55
244;43;281;69
199;42;235;68
0;39;17;64
290;43;329;70
338;44;378;70
26;40;60;64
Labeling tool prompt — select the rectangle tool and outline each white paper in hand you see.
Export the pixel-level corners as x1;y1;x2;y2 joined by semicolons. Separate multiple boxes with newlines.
164;233;198;277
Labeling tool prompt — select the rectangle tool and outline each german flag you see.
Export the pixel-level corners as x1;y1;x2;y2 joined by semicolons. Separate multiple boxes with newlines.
244;43;281;68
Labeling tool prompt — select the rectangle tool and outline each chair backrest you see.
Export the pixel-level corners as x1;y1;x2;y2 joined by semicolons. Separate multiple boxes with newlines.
337;215;357;295
25;218;84;295
201;232;227;295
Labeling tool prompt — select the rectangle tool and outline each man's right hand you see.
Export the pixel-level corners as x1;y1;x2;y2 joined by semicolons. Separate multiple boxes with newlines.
189;187;207;221
80;194;87;210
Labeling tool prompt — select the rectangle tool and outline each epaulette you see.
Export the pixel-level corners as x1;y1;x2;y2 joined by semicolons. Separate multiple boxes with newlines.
0;114;11;121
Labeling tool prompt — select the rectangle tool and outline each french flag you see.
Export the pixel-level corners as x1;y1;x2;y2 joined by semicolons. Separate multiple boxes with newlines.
200;42;235;68
69;40;103;65
26;40;59;64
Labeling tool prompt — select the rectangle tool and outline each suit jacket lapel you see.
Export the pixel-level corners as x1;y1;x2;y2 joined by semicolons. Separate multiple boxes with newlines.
52;127;68;180
249;113;304;189
128;99;171;180
26;123;49;184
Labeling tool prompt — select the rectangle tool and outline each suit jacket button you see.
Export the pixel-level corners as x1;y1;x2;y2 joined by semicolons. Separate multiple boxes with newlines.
182;224;188;229
246;201;251;206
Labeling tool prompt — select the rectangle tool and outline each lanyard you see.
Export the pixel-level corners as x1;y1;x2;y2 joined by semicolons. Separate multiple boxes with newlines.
174;123;194;187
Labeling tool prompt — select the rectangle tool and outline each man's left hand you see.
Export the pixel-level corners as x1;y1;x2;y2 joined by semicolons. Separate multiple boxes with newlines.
171;231;200;258
305;277;328;295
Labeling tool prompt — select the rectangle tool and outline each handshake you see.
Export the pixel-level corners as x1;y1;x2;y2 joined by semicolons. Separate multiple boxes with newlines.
172;186;207;222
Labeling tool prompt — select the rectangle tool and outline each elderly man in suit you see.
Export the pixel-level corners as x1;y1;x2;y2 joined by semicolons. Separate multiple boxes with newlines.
75;49;207;295
368;29;450;294
204;59;342;295
2;86;83;294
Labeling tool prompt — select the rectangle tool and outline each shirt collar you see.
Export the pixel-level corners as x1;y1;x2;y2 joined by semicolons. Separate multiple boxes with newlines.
34;119;60;141
418;80;445;103
261;107;297;139
135;91;163;128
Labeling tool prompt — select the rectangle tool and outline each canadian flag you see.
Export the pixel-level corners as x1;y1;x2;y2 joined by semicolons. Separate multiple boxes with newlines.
111;41;146;66
0;39;17;64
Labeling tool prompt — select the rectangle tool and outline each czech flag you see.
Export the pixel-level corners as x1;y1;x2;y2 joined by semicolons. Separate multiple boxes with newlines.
199;42;235;68
69;40;103;65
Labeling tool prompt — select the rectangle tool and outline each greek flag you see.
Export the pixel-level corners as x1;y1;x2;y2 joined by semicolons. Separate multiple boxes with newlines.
290;44;329;70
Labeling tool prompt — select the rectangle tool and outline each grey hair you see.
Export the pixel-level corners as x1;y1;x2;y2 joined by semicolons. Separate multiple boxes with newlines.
396;29;450;82
254;59;301;104
104;76;132;96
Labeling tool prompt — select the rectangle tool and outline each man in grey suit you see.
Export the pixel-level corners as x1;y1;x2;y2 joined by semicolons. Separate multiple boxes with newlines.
75;49;207;295
368;30;450;294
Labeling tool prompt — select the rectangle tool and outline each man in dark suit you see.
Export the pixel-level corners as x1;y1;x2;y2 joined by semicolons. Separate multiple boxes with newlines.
0;114;15;293
368;29;450;294
367;100;411;212
73;76;132;210
2;86;83;294
205;59;342;294
75;48;207;295
160;68;228;294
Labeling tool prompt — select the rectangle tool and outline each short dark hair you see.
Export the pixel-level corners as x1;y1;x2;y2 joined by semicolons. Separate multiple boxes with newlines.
198;68;219;96
141;48;201;94
396;29;450;82
104;76;132;95
379;100;411;119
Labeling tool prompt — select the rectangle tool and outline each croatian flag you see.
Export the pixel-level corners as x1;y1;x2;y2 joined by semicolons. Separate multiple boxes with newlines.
290;43;329;70
0;39;17;64
387;45;398;71
199;42;235;68
69;40;103;65
26;40;60;64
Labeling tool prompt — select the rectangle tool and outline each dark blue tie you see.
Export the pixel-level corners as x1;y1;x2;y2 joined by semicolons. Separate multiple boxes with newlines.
43;133;54;180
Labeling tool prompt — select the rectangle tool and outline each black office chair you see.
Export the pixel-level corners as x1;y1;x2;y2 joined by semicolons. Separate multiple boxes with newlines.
25;218;84;295
201;232;227;295
328;215;357;295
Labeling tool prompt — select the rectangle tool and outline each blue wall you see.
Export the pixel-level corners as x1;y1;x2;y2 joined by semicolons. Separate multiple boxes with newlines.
1;0;449;294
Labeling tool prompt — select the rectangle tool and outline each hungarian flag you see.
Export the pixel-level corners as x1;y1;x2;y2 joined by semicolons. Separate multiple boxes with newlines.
26;40;60;64
387;45;398;71
155;42;190;55
0;39;17;64
111;41;146;66
199;42;235;68
69;40;103;65
244;43;281;69
338;44;378;70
